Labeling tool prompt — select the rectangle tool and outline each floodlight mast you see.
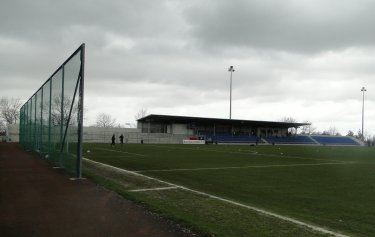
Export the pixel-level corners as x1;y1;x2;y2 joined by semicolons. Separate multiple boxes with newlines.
228;66;235;119
361;86;366;140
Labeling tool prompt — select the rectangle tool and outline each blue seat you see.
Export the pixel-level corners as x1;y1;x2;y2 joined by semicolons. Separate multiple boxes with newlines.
264;136;316;144
200;133;261;143
311;136;360;145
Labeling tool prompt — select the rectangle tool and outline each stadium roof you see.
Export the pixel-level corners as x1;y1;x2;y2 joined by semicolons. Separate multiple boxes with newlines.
138;114;310;128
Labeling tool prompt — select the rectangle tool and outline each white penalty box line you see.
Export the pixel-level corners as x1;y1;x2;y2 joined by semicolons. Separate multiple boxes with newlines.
83;158;350;237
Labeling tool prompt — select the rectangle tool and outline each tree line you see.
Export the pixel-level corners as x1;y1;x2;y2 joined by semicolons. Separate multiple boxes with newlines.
94;108;147;128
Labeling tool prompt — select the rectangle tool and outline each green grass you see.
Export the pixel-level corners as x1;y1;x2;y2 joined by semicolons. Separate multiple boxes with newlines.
83;143;375;237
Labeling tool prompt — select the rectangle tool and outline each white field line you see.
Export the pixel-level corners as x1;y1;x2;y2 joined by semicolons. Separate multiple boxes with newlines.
87;155;135;159
147;145;346;163
129;186;178;192
94;148;146;157
83;158;350;237
135;162;353;173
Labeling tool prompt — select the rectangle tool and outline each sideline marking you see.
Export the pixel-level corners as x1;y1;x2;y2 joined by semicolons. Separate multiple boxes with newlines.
88;155;139;159
94;148;146;157
135;162;352;173
129;186;178;192
83;158;350;237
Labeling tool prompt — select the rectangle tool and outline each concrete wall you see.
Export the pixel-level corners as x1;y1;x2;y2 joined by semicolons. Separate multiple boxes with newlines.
138;133;187;144
172;123;194;135
4;125;143;144
82;127;188;144
6;124;19;142
83;127;141;143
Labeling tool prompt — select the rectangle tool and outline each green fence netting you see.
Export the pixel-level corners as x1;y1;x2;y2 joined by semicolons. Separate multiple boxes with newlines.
19;44;85;178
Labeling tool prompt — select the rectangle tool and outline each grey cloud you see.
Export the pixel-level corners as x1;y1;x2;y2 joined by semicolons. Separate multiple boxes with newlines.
0;0;182;43
0;0;374;134
184;0;375;53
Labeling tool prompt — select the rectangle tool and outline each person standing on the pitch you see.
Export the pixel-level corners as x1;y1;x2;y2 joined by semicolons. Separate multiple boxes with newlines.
119;134;124;145
111;134;115;147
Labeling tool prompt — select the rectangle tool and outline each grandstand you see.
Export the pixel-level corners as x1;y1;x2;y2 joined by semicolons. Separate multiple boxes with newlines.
138;114;306;132
137;114;363;146
137;114;307;140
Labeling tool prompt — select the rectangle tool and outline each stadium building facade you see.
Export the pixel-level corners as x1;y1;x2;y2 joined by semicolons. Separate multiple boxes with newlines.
137;114;309;141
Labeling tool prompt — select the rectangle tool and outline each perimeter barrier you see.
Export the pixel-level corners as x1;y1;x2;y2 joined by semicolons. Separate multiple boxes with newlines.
19;44;85;178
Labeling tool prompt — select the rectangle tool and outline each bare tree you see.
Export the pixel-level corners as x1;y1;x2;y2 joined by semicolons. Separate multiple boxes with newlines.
323;126;341;136
0;120;6;132
311;130;322;135
356;129;362;139
0;97;22;124
280;117;297;135
50;94;79;126
309;125;317;134
96;113;116;128
134;108;148;121
299;121;316;135
280;117;296;123
346;130;354;137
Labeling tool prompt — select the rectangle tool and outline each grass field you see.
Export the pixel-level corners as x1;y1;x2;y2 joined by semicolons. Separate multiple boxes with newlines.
83;143;375;237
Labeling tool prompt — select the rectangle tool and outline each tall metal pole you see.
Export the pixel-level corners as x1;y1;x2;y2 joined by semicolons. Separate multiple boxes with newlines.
77;43;85;179
228;66;235;119
361;86;366;140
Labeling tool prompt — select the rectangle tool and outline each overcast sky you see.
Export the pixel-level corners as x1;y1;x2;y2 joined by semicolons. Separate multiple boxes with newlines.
1;0;374;136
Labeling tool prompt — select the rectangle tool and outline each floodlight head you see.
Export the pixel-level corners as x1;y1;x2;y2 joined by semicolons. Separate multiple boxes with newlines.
228;66;235;72
361;87;366;92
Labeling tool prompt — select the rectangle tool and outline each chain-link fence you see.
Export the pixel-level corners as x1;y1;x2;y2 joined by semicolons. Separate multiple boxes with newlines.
19;44;85;178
